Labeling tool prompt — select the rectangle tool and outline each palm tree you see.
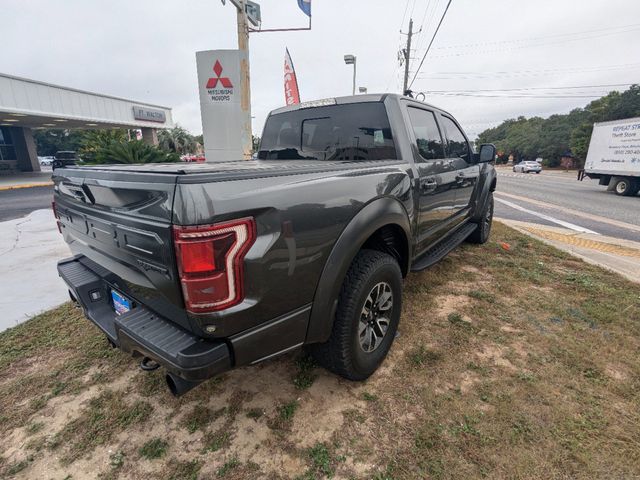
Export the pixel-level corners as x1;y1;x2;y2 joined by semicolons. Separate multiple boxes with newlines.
158;126;197;155
90;140;179;164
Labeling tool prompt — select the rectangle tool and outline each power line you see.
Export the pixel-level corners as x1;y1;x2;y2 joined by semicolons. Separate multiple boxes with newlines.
408;0;453;89
385;0;412;91
427;92;608;99
399;0;411;32
432;23;640;51
409;0;419;20
426;26;640;59
426;83;636;93
415;62;640;80
414;0;436;54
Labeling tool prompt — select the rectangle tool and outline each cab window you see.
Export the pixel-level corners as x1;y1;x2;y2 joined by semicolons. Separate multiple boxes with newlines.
407;107;444;161
440;116;470;163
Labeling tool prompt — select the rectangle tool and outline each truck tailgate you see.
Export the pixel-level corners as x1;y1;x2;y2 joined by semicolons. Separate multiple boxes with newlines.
52;167;191;330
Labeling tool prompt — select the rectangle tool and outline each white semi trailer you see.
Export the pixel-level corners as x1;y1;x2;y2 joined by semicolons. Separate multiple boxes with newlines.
579;117;640;196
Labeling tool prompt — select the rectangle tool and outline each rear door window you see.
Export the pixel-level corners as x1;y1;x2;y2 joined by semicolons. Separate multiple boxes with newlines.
440;116;471;163
407;107;445;161
259;103;397;161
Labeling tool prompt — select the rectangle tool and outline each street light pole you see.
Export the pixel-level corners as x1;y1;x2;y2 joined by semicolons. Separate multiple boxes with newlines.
344;54;357;95
352;58;357;96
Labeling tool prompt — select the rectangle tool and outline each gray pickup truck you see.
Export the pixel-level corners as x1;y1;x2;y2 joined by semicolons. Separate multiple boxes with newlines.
53;94;496;396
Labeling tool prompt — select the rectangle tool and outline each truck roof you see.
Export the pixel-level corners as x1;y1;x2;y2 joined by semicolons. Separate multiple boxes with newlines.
269;93;444;116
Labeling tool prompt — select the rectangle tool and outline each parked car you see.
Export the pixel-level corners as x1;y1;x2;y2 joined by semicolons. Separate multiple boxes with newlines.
38;156;54;166
513;161;542;173
52;151;78;170
53;94;497;396
181;154;206;163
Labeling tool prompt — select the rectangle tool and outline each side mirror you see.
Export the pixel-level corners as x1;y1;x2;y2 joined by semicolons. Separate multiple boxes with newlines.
479;143;496;163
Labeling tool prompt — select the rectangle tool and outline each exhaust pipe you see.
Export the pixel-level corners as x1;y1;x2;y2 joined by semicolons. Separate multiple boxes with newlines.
166;373;202;397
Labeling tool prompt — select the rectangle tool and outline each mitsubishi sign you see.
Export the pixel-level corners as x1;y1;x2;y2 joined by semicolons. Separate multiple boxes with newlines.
196;49;251;161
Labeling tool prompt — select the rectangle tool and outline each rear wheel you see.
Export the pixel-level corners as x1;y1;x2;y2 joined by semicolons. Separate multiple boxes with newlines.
467;193;494;244
309;250;402;380
614;178;634;196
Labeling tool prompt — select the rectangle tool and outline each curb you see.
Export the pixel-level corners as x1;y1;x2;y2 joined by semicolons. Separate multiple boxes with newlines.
0;182;53;191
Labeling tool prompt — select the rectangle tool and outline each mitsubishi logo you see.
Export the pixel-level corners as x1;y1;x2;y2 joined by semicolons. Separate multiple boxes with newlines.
206;61;233;89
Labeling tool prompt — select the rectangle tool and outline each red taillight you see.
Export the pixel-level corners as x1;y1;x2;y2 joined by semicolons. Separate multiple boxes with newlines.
173;218;256;313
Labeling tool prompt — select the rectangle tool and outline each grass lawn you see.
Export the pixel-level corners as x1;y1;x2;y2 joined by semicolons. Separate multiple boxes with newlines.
1;222;639;479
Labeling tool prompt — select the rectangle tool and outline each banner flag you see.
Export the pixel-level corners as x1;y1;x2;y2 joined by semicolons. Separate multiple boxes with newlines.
284;48;301;105
297;0;311;17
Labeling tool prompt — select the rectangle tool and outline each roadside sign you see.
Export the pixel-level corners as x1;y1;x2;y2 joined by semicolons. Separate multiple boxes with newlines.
245;1;261;26
196;50;250;162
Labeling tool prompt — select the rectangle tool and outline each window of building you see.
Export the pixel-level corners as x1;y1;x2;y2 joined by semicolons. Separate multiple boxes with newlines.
0;127;17;161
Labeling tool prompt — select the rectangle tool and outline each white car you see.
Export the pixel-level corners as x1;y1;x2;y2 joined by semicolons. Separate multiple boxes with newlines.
513;161;542;174
38;156;55;166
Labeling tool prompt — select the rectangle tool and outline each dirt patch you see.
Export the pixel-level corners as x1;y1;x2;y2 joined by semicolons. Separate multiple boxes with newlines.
435;294;471;318
3;223;640;479
476;344;518;371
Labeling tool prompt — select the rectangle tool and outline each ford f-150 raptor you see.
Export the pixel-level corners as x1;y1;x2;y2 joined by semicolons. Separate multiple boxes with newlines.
54;94;497;396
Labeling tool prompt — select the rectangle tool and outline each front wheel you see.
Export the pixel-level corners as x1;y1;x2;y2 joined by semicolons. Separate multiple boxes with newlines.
467;192;494;244
309;250;402;381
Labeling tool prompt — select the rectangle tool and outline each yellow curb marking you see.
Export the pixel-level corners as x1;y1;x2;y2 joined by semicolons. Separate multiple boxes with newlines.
523;227;640;259
0;182;53;191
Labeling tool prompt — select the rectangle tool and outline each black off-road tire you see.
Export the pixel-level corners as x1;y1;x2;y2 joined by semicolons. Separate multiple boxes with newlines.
613;177;634;196
309;250;402;381
467;192;494;244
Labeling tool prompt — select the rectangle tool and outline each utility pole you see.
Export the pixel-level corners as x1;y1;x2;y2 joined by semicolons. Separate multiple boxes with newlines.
402;18;413;95
236;0;253;159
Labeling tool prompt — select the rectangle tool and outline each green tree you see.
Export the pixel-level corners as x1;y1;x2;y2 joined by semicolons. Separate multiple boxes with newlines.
570;85;640;164
477;85;640;168
79;129;128;163
157;126;197;155
88;140;179;165
33;129;86;156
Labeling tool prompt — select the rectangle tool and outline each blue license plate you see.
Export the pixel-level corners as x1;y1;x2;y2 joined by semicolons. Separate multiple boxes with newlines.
111;290;131;315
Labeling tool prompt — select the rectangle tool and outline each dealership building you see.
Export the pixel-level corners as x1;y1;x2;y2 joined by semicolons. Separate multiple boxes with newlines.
0;73;174;174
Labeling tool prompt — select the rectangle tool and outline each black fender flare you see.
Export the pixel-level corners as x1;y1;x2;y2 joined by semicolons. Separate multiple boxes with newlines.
471;166;497;223
305;197;411;344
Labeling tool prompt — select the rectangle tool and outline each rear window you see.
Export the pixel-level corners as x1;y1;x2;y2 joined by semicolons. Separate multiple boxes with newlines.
259;103;397;161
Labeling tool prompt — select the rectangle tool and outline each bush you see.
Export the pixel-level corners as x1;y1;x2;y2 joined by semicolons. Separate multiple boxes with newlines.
84;140;179;165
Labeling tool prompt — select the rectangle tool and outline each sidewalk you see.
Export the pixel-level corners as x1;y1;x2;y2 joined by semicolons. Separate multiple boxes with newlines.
0;169;53;191
0;209;70;332
498;218;640;283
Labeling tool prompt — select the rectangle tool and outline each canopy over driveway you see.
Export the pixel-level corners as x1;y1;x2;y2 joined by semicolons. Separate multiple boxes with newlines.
0;73;174;173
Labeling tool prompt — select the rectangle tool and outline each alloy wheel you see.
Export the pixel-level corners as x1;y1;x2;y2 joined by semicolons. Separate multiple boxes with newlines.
358;282;393;353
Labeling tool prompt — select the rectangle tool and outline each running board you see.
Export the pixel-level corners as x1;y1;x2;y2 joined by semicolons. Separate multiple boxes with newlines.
411;223;478;272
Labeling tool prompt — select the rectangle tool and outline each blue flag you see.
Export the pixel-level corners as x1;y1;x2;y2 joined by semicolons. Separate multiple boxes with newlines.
297;0;311;17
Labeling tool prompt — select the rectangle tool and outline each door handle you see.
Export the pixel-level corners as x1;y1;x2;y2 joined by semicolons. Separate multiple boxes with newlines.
420;177;438;192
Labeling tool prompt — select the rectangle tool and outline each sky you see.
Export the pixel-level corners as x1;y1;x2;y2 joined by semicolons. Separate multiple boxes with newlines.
3;0;640;139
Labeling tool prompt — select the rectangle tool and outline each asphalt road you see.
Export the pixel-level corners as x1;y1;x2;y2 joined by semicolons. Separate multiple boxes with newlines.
0;186;54;222
494;169;640;242
1;170;638;243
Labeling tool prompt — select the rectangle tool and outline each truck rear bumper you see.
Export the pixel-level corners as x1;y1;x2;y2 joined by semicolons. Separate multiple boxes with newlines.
57;256;231;382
